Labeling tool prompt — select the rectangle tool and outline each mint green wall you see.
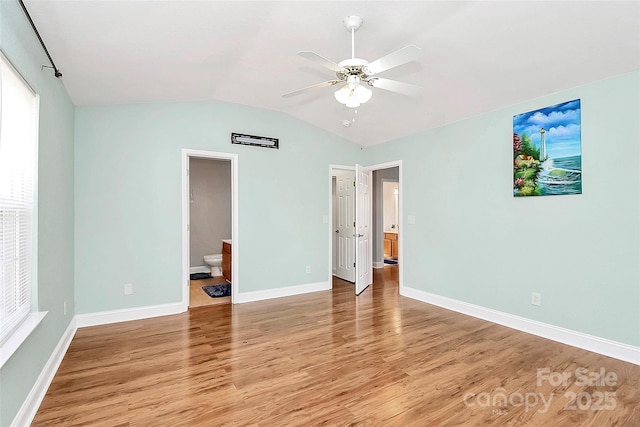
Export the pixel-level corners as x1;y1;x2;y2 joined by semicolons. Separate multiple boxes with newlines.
2;0;637;422
74;102;360;313
0;1;76;425
365;71;640;346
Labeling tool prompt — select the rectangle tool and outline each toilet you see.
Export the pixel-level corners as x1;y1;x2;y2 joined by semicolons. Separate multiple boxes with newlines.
203;254;223;277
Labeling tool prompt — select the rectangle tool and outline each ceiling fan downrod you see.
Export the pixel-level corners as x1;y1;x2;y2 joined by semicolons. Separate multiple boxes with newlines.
343;15;363;60
351;27;355;59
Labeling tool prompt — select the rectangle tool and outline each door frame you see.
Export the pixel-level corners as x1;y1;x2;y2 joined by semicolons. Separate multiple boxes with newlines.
328;161;403;294
182;149;239;309
370;160;403;294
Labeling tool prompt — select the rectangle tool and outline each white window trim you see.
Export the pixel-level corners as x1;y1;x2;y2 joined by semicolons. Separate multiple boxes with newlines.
0;50;45;368
0;311;47;368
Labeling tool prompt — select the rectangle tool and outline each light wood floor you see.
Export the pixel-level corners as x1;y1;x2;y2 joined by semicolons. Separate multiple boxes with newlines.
189;276;230;308
33;266;639;426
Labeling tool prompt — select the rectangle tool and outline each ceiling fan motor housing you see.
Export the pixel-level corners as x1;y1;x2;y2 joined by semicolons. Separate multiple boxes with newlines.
336;59;373;84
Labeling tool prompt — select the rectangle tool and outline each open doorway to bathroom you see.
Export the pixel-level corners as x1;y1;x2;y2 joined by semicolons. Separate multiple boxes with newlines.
182;149;238;309
188;157;231;307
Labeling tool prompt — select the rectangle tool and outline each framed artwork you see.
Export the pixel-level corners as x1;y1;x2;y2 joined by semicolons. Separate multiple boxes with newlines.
513;99;582;197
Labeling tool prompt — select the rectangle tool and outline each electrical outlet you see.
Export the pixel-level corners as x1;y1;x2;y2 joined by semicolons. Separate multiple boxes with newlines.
531;292;541;306
305;265;311;274
63;301;67;315
124;283;133;295
322;215;328;224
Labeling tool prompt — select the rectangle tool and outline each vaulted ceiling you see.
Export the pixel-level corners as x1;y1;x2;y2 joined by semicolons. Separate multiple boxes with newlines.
23;1;640;146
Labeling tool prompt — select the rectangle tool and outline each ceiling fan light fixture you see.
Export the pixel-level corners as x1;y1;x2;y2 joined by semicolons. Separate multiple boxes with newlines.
334;79;372;108
346;74;359;89
345;96;361;109
354;84;372;103
334;85;352;104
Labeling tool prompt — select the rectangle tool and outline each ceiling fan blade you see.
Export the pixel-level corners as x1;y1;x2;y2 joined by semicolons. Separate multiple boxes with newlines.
282;80;341;98
368;78;423;97
365;45;422;75
298;51;346;73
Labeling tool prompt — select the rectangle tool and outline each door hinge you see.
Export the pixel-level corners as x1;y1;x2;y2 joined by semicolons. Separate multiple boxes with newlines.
353;262;356;267
353;181;356;187
353;221;355;227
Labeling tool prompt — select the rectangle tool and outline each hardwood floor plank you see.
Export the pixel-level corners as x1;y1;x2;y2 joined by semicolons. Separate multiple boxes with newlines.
32;266;640;426
189;277;230;308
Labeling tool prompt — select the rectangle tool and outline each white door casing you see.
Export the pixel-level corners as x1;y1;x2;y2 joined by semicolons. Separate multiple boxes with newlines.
182;149;239;308
335;171;356;282
355;164;372;295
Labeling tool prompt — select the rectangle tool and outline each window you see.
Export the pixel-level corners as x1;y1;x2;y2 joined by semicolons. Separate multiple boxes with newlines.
0;52;39;349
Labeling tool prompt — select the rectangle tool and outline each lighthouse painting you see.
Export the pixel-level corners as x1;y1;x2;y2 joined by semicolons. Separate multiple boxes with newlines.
513;99;582;197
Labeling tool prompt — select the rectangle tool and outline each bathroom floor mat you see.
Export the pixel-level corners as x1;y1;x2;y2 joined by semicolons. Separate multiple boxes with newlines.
190;272;212;280
202;284;231;298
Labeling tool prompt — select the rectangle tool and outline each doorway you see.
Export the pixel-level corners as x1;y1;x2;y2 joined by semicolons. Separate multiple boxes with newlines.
182;149;239;310
329;161;402;295
188;158;231;307
377;171;400;269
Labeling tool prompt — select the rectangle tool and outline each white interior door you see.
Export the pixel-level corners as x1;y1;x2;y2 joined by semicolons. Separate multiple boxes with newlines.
335;171;355;282
355;164;372;295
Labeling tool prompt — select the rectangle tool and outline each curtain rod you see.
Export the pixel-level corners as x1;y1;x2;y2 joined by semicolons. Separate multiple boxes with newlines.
17;0;62;78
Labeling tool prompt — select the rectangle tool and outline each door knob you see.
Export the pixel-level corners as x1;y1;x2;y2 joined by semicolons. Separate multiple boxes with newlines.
335;230;339;233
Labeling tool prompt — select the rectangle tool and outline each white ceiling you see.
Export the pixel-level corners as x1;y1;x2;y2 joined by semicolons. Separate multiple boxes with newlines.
23;1;640;147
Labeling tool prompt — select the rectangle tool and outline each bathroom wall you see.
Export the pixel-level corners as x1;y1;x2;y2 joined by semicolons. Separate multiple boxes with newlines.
372;167;399;265
189;158;231;267
364;71;640;347
0;1;76;425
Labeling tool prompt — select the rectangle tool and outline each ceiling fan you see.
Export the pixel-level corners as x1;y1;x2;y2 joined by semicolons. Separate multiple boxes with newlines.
283;15;422;108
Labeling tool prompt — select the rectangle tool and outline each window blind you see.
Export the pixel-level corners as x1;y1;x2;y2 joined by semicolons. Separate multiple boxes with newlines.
0;53;38;345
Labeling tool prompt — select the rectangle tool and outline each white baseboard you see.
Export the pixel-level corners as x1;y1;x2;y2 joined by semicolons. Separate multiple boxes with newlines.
190;265;210;274
401;286;640;365
235;281;330;304
11;318;78;427
15;285;635;427
75;302;185;328
373;261;384;269
11;301;186;426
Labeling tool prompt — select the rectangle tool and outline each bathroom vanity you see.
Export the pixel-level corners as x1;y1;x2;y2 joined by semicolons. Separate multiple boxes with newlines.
222;239;232;283
383;232;398;259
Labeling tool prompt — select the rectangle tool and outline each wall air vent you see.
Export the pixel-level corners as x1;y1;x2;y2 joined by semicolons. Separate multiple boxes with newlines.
231;133;279;149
